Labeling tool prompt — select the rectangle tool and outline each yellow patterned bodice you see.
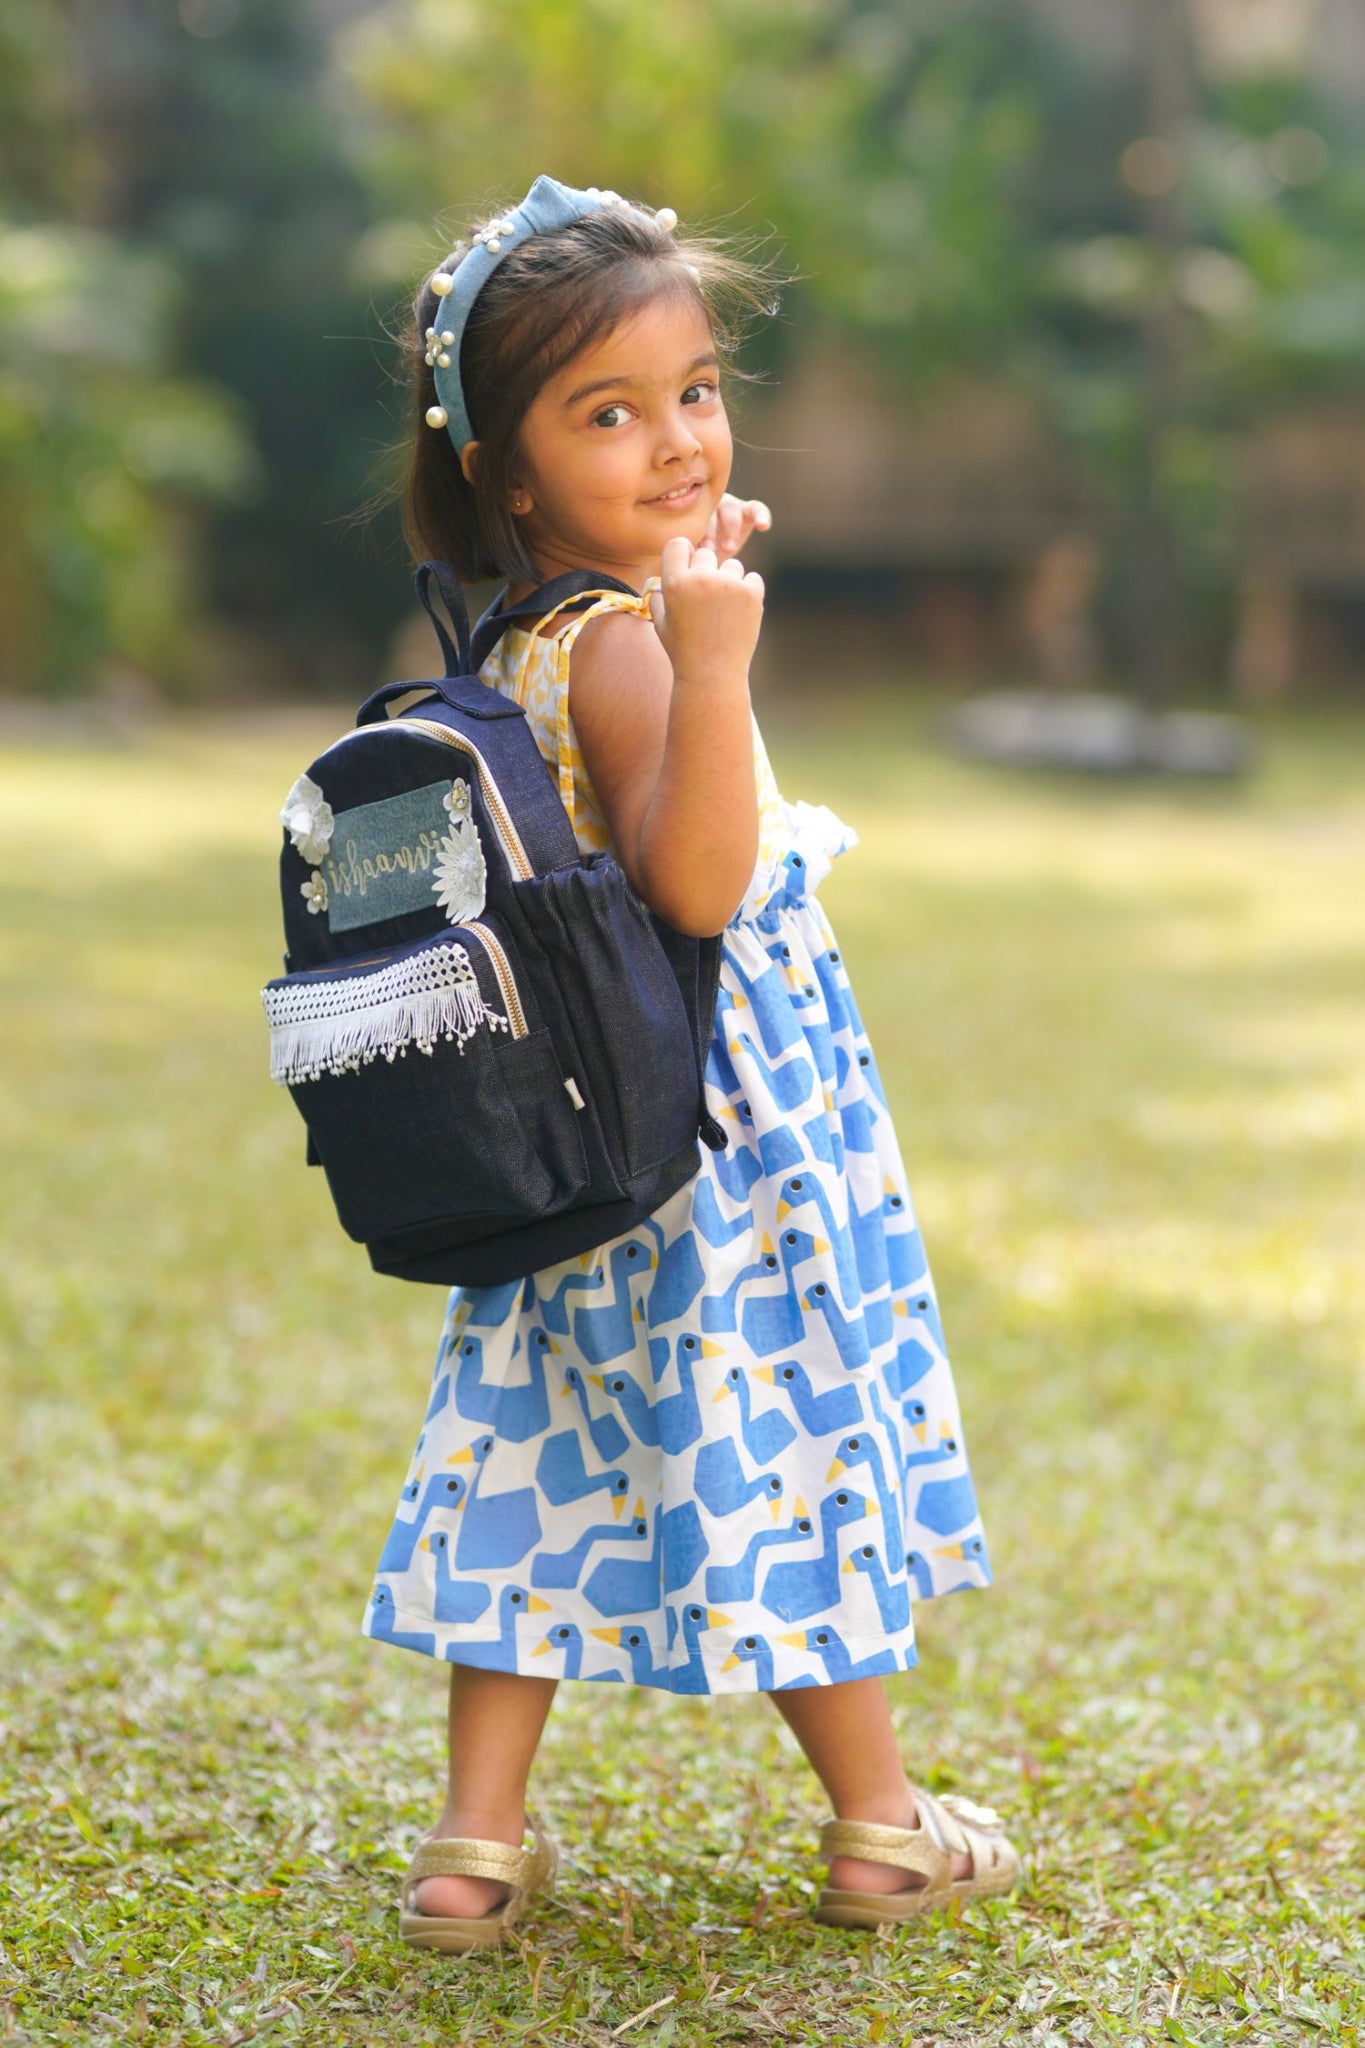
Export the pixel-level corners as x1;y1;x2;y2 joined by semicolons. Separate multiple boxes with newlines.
476;582;803;923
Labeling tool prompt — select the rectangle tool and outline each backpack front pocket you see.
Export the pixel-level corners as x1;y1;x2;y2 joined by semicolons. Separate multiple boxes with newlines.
262;932;590;1241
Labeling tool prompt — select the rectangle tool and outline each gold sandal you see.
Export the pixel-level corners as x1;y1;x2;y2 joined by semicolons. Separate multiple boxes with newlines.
813;1786;1019;1930
397;1810;558;1953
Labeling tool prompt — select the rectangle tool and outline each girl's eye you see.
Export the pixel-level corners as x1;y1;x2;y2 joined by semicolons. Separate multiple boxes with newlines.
590;381;717;430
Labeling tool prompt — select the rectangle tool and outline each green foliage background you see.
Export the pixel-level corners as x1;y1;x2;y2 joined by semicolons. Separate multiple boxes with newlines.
4;0;1365;699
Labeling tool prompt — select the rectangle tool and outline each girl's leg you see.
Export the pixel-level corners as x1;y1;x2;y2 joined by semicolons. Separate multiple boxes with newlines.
769;1677;973;1894
414;1665;558;1919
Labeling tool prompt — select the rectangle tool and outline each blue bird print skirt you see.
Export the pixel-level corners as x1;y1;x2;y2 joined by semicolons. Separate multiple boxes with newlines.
363;796;992;1693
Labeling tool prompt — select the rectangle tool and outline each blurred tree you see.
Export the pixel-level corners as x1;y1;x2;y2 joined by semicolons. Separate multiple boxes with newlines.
0;1;258;695
69;0;399;695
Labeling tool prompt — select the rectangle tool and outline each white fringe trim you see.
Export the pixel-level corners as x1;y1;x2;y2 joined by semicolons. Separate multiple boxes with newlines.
263;941;510;1084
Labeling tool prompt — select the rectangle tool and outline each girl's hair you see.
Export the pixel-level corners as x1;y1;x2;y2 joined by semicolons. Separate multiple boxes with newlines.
387;197;788;587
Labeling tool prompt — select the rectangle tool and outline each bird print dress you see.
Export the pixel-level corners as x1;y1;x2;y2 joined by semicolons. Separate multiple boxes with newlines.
363;582;992;1693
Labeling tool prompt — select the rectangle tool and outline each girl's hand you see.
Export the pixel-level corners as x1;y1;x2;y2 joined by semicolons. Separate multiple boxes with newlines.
703;493;773;558
648;534;764;686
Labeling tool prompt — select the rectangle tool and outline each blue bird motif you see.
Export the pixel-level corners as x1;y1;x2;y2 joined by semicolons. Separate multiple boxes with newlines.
737;959;808;1058
914;1473;981;1540
446;1582;551;1670
705;1498;813;1603
899;1283;948;1355
634;1213;707;1326
366;1584;436;1656
759;1485;878;1624
590;1622;671;1686
756;1119;807;1178
708;1129;767;1207
694;1437;784;1521
848;1032;889;1113
883;1205;927;1295
842;1538;910;1632
726;1025;814;1113
416;1527;492;1625
712;1364;797;1462
761;935;834;1063
798;1100;846;1171
531;1620;585;1677
535;1253;607;1336
798;1270;873;1371
699;1230;783;1334
656;1331;725;1454
670;1600;733;1694
590;1365;659;1449
752;1358;862;1437
776;1623;898;1681
447;1435;542;1569
761;846;813;914
533;1430;631;1515
741;1224;833;1355
847;1186;895;1296
721;1631;777;1688
531;1497;649;1589
559;1363;630;1462
832;1073;878;1155
888;1303;941;1411
451;1325;556;1441
377;1468;467;1574
775;1170;859;1308
571;1237;658;1364
583;1498;708;1614
690;1174;759;1249
905;1547;937;1599
827;1431;905;1554
903;1420;961;1471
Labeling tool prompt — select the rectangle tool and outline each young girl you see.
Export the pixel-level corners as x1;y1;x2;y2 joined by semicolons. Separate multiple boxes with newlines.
365;173;1018;1951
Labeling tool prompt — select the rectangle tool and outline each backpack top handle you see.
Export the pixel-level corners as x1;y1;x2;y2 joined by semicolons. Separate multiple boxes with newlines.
356;562;642;729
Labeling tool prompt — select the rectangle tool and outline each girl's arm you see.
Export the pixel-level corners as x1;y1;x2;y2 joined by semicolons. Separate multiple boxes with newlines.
569;538;764;937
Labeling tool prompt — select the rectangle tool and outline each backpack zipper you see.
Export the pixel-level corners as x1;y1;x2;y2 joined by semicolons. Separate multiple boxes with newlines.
397;717;534;880
464;918;528;1037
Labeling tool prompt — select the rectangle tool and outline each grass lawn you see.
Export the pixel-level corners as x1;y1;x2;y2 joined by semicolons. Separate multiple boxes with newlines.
2;695;1362;2046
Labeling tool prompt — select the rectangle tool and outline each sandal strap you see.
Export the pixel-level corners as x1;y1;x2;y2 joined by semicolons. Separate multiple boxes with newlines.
402;1808;557;1912
818;1816;952;1888
405;1834;535;1887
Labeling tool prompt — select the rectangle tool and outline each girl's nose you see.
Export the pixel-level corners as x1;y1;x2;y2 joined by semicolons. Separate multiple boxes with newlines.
656;409;704;460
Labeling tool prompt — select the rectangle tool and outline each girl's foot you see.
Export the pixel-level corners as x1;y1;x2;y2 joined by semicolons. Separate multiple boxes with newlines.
412;1805;526;1921
826;1791;974;1895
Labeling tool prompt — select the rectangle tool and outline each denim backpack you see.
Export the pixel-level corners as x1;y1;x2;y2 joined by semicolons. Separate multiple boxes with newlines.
262;559;727;1287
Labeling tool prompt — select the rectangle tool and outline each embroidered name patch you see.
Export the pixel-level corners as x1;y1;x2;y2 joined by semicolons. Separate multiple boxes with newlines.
321;780;484;932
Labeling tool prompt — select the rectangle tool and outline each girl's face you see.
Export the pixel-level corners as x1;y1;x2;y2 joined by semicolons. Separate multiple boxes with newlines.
490;291;733;597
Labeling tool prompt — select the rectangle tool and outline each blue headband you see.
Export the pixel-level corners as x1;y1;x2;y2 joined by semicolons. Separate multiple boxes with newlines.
423;172;680;458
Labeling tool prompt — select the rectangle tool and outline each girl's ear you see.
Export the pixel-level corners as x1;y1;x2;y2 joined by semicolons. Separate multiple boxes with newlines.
459;441;480;488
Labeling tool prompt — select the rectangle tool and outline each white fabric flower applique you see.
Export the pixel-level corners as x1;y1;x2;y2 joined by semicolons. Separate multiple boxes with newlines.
279;772;335;866
301;872;328;916
432;777;487;926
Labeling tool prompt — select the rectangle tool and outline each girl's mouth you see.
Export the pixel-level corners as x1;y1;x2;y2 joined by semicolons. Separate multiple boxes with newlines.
642;480;704;509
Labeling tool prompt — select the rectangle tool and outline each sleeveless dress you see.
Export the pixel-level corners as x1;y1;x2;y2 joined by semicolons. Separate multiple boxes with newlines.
362;583;992;1693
